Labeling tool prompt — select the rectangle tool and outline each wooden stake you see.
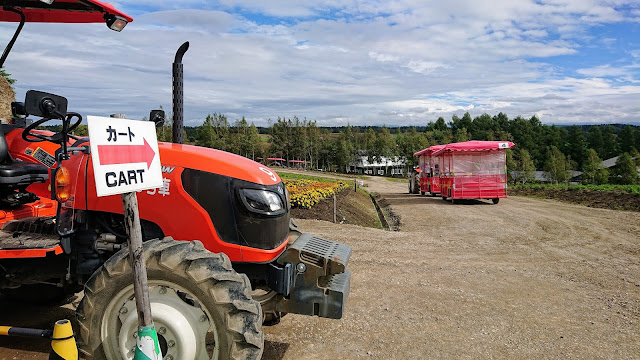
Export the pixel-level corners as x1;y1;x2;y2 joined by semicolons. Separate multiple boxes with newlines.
333;194;337;224
121;191;153;327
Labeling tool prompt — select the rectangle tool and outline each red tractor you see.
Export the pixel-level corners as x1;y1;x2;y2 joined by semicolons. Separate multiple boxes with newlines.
0;1;351;359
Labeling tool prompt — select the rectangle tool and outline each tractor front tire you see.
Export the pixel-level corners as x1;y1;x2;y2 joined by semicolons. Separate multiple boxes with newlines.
77;237;263;360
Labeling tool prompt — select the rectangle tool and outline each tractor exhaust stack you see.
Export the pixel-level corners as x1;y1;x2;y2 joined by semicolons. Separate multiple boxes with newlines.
172;41;189;144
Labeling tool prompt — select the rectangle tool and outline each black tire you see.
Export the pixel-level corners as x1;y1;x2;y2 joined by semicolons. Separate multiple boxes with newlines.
420;191;425;196
492;198;500;204
442;196;447;201
411;173;420;194
252;288;286;326
77;238;263;360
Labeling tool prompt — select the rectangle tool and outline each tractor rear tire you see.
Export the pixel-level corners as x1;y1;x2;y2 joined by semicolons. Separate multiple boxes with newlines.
76;237;263;360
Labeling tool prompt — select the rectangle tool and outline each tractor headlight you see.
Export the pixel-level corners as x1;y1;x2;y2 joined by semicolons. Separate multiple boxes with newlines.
240;189;285;215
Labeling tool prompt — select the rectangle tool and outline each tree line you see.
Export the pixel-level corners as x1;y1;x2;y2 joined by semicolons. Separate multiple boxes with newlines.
43;111;640;185
167;112;640;185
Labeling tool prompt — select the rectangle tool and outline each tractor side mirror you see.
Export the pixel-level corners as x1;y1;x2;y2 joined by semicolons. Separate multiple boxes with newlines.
24;90;68;118
149;110;165;127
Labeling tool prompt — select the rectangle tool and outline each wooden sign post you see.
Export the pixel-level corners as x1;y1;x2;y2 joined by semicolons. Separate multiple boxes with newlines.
88;114;163;360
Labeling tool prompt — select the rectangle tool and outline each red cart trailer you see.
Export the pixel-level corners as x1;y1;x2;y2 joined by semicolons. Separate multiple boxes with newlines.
413;144;445;196
434;141;515;204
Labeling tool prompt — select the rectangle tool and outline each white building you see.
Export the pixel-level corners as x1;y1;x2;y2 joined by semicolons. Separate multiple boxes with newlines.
348;156;406;176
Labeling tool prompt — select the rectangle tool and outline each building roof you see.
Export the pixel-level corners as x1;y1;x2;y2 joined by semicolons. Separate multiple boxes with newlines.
601;156;619;169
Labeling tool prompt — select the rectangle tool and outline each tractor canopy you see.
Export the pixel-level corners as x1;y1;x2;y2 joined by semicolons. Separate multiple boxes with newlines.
0;0;132;24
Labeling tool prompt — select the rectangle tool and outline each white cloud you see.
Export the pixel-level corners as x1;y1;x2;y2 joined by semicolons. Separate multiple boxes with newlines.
0;0;638;127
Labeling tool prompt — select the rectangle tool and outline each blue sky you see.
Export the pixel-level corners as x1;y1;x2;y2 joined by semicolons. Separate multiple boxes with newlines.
1;0;639;126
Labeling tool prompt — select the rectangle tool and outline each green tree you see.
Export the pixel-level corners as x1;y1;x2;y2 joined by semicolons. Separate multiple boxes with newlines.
581;149;608;185
331;136;350;172
197;114;216;148
434;117;447;131
0;68;15;85
512;149;536;185
587;126;604;158
601;125;618;159
611;152;639;185
543;146;571;184
631;148;640;168
269;117;292;161
454;127;471;142
305;120;321;169
231;117;259;158
396;127;429;172
565;125;588;168
618;125;636;153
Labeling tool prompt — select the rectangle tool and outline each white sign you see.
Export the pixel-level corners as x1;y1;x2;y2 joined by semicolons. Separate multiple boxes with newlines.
87;116;163;197
498;142;510;149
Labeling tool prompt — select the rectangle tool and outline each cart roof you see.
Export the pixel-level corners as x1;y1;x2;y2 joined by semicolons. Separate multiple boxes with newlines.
432;140;515;156
413;144;446;157
0;0;133;23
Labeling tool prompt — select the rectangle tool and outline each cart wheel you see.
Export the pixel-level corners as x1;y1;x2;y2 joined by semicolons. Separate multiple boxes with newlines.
420;191;425;196
441;196;447;201
492;198;500;204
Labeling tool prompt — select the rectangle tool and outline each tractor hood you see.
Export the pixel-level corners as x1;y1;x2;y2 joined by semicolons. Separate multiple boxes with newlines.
158;142;282;186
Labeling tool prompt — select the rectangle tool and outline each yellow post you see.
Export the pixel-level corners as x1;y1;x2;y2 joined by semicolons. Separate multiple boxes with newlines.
49;319;78;360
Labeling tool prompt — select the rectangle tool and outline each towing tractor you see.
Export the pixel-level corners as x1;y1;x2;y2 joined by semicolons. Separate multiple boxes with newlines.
0;1;351;359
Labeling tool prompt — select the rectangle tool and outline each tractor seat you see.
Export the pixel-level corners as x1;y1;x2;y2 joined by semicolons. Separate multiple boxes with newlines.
0;162;49;185
0;130;49;187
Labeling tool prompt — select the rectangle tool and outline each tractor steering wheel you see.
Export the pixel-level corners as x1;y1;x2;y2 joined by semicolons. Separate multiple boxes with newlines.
22;112;83;143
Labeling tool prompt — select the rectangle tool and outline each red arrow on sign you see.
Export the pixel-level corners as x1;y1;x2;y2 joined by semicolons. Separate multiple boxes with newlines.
97;138;156;169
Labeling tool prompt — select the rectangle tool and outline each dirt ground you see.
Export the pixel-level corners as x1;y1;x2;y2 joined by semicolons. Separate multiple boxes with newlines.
1;175;639;359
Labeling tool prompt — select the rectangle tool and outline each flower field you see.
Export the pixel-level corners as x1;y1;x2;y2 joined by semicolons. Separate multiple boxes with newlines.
283;178;348;209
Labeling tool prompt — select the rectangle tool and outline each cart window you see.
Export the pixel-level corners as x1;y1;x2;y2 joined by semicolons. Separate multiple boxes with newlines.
452;151;506;175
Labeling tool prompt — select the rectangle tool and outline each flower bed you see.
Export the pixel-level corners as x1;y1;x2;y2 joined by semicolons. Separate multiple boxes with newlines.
283;178;348;209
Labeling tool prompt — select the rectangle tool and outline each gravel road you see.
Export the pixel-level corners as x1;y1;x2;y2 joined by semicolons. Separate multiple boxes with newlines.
263;176;639;359
2;175;638;359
